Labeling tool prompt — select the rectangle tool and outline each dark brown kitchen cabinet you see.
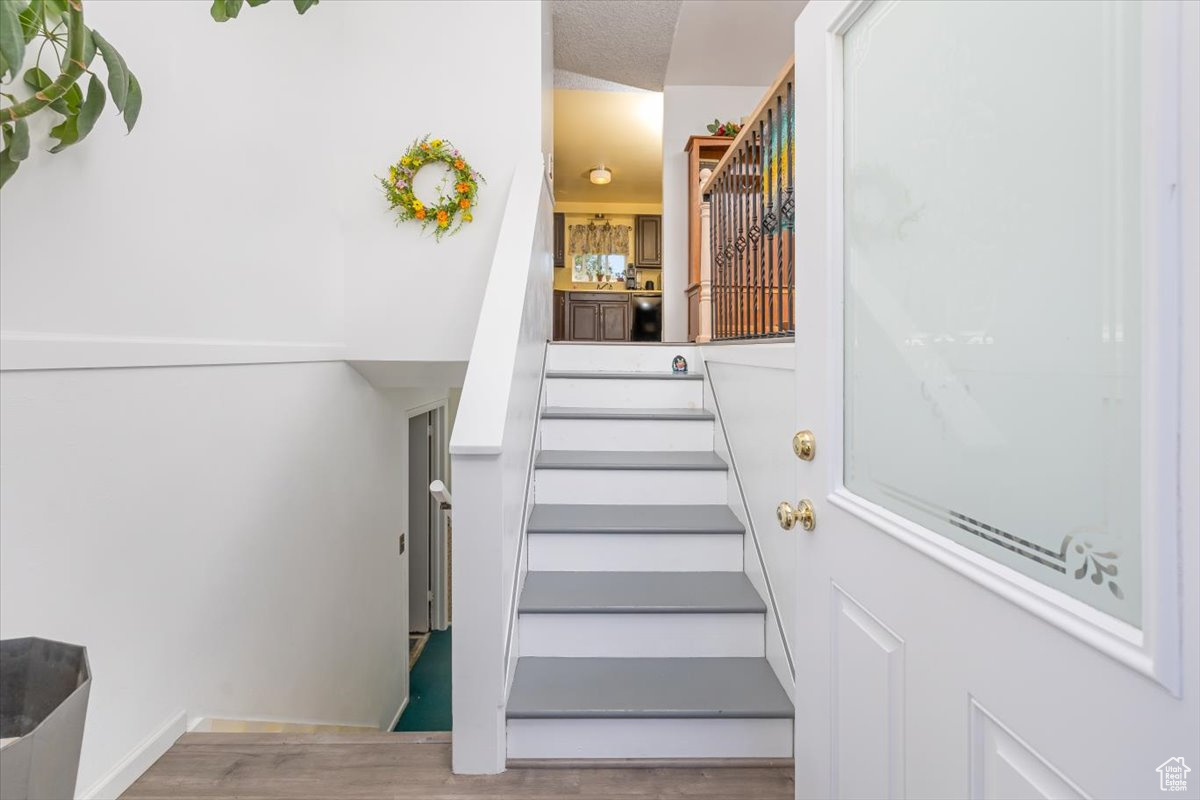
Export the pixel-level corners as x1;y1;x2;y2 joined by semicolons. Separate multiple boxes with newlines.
566;292;632;342
600;301;630;341
553;213;565;268
569;301;600;341
635;214;662;268
553;291;566;341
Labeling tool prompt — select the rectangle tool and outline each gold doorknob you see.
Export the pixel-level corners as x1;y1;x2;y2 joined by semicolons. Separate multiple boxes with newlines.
777;499;816;532
793;430;816;461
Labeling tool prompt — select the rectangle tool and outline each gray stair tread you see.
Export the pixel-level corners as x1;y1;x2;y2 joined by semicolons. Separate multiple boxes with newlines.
506;658;793;719
546;370;703;381
535;450;727;471
542;406;714;421
528;504;744;535
519;572;766;614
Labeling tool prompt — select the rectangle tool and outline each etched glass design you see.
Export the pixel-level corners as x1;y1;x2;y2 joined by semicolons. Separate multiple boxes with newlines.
843;0;1143;625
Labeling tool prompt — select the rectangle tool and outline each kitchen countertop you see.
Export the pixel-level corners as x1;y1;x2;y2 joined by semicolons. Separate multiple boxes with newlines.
556;289;662;295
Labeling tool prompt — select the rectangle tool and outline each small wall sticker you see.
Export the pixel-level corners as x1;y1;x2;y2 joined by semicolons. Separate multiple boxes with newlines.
672;355;688;374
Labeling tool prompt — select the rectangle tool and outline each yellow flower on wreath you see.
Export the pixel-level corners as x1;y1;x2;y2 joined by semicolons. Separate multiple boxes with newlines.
463;212;473;222
432;139;443;147
437;209;449;228
412;199;424;211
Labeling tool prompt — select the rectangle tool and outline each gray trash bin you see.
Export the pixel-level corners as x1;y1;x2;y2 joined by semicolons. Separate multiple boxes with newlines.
0;638;91;800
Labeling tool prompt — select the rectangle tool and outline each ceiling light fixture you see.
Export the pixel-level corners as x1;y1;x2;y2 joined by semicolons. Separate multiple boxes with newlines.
589;166;612;185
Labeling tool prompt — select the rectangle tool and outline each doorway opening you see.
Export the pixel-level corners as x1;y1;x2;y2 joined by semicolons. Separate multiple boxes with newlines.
397;402;452;732
551;86;665;343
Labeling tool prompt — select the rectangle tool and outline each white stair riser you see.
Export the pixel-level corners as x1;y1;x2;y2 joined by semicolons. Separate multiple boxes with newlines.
527;533;743;572
506;717;793;760
539;418;714;451
518;613;764;658
534;468;727;505
545;378;703;409
547;344;701;373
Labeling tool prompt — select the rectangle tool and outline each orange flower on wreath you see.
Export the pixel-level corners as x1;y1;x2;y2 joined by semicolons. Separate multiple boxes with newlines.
456;182;471;194
437;209;449;228
415;209;427;220
459;198;471;210
454;159;466;170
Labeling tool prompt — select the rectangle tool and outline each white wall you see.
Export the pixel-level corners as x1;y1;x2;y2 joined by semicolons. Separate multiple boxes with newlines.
0;0;344;351
700;343;796;692
0;362;407;798
0;0;546;794
661;85;767;342
339;1;546;362
0;0;546;367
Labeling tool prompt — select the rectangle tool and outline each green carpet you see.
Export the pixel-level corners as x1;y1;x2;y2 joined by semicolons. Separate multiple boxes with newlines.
394;627;452;732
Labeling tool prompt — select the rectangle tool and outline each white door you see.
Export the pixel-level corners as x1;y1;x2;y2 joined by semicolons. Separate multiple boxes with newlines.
791;2;1199;799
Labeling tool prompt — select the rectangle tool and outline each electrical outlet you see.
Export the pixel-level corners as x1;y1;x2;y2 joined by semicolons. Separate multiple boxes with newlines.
398;533;405;555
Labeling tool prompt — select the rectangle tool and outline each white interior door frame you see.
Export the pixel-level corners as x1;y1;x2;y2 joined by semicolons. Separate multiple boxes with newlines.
819;0;1184;693
407;399;451;631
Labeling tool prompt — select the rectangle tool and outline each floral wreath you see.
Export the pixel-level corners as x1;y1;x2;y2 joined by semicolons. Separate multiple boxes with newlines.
381;135;484;241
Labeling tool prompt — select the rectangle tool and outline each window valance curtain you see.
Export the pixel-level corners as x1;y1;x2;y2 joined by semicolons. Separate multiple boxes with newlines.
568;221;632;256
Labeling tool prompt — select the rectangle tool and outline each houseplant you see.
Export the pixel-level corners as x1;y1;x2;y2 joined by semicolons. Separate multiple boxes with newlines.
0;0;318;188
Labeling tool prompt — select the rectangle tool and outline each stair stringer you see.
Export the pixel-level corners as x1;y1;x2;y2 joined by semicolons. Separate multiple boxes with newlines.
697;348;798;696
501;341;550;699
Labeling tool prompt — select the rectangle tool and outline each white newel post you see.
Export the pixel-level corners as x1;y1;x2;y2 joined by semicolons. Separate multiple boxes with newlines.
697;200;713;343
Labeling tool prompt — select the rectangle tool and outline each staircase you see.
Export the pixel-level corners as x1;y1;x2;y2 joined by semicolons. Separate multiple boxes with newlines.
505;343;793;761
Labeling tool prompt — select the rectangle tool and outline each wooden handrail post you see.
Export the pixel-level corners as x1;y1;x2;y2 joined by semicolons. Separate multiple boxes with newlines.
697;200;713;343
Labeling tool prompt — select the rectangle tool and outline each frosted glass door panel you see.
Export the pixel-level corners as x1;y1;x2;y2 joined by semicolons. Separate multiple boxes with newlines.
842;0;1142;625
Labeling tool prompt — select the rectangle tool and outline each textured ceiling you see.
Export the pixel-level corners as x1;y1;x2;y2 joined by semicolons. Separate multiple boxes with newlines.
553;89;664;204
552;0;683;91
665;0;809;86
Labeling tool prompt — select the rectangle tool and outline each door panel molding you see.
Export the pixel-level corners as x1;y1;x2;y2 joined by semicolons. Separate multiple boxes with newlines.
822;0;1183;691
831;584;905;799
968;698;1089;800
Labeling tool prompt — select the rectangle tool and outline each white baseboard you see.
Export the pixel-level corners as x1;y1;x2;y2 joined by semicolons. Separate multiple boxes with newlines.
187;711;391;731
79;709;186;800
387;696;410;732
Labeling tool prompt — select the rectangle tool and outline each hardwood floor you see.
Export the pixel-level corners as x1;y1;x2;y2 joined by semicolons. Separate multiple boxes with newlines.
122;733;794;799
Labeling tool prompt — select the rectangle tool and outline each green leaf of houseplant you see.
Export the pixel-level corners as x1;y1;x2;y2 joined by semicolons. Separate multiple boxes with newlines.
123;72;142;132
210;0;229;22
0;0;27;81
0;151;19;189
293;0;318;14
48;113;77;152
22;65;50;90
10;118;30;161
81;26;97;68
247;0;270;5
56;81;82;115
225;0;244;18
18;0;42;44
90;29;130;111
44;0;67;16
49;73;105;152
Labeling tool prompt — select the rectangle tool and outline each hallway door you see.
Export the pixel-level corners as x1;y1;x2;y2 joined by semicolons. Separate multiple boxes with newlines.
790;2;1198;798
409;410;436;633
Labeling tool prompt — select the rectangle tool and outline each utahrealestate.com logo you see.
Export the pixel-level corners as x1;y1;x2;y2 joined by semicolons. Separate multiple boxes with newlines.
1157;757;1190;792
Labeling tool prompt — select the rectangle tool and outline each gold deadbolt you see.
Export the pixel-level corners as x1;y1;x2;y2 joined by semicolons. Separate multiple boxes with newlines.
777;499;816;532
793;430;816;461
